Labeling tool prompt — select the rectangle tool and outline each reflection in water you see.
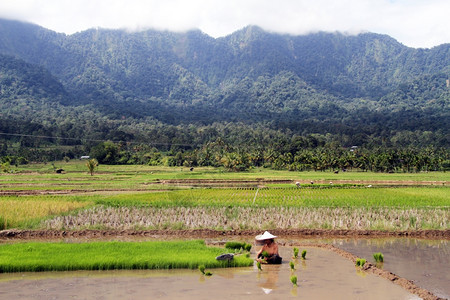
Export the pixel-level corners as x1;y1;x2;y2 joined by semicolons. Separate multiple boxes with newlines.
355;267;367;278
198;274;205;283
257;264;281;294
302;259;307;270
290;286;298;296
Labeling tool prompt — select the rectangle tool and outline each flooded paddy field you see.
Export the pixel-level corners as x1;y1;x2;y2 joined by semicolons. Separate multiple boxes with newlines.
0;246;418;300
331;238;449;299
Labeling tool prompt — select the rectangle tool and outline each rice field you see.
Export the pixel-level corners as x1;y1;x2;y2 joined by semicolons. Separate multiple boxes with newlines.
81;186;450;208
1;185;448;230
1;163;449;231
43;205;448;231
0;240;253;272
0;199;92;229
2;161;448;193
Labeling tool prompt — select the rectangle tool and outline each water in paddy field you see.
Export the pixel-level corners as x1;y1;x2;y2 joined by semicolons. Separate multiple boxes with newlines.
331;238;449;299
0;246;420;300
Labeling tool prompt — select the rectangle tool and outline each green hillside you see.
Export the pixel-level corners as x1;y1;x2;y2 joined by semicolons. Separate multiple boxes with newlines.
0;19;448;167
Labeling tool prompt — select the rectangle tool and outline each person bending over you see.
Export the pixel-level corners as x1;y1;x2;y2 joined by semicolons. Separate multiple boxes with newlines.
255;231;282;264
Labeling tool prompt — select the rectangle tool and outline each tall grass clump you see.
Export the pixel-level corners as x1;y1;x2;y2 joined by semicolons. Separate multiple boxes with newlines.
0;240;253;273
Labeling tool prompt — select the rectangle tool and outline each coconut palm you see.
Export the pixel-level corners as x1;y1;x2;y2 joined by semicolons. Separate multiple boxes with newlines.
86;159;98;176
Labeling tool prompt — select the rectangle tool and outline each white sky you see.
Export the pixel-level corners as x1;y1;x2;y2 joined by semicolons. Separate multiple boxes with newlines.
0;0;449;48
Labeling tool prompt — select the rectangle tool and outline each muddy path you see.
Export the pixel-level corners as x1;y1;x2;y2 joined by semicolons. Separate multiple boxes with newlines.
1;228;449;240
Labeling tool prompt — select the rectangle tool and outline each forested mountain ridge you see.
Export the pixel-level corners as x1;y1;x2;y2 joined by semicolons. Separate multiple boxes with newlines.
0;18;448;162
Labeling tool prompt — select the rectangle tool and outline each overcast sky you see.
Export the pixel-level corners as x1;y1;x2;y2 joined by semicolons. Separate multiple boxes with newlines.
0;0;449;48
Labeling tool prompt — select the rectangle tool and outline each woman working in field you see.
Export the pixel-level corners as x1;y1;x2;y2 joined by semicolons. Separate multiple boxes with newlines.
255;231;282;264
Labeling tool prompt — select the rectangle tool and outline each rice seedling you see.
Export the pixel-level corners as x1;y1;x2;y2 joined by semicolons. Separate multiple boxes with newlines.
290;275;298;286
356;258;366;268
301;250;307;260
225;241;252;252
290;261;295;270
261;251;269;258
0;240;254;273
257;261;262;271
373;252;384;263
293;247;299;259
198;264;205;274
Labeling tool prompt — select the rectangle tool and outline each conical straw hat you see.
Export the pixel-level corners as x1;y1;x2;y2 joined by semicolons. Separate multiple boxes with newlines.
255;231;277;241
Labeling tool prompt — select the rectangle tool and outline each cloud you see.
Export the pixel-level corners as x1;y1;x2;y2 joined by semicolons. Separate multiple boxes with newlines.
0;0;448;48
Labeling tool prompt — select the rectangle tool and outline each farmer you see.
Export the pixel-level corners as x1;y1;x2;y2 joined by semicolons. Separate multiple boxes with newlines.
255;231;282;264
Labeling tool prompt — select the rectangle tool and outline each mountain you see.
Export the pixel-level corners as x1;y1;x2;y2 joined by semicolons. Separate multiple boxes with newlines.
0;18;448;152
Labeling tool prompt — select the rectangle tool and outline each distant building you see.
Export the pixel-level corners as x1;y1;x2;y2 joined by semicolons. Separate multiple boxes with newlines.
80;156;90;159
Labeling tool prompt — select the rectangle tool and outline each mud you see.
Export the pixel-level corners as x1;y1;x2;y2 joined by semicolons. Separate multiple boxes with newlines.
0;247;420;300
1;228;449;240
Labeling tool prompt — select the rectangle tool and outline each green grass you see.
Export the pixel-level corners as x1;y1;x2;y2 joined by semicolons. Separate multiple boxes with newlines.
0;240;253;273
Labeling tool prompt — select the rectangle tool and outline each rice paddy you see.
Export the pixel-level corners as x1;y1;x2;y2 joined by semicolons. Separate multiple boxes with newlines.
0;199;92;229
0;162;449;231
43;205;448;231
0;240;254;272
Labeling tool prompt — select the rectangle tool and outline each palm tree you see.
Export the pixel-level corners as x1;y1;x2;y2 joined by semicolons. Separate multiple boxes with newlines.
86;159;98;176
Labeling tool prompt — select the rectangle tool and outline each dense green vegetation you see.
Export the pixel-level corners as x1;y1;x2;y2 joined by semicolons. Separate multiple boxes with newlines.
0;240;253;272
0;19;448;166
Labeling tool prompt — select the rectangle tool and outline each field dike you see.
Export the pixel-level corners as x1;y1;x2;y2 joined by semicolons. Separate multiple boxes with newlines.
39;206;448;231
